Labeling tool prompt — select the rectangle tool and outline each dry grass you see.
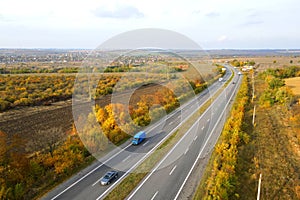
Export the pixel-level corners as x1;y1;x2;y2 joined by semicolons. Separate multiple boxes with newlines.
214;56;300;73
245;56;299;68
285;77;300;96
255;107;299;199
195;70;300;199
233;74;300;199
182;62;215;81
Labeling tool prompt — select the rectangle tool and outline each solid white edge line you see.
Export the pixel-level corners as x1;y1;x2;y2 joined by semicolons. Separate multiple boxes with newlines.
150;191;159;200
174;72;239;200
169;165;177;175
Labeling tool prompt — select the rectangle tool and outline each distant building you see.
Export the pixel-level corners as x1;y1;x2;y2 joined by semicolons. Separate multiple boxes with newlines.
242;65;254;71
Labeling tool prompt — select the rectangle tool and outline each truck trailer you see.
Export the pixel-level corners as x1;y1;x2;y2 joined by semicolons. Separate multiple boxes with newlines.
132;131;146;145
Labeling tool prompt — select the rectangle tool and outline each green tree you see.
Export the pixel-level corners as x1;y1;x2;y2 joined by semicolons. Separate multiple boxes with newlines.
268;77;285;89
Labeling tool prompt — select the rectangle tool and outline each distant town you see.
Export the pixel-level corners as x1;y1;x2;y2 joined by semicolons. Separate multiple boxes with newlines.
1;49;300;64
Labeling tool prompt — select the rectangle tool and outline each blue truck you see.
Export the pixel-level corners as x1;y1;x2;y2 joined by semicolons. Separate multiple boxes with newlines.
132;131;146;145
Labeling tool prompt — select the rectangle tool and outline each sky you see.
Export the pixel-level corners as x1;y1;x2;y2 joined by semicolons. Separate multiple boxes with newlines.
0;0;299;49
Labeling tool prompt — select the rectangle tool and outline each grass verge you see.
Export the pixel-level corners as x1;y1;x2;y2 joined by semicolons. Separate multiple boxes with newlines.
234;70;300;199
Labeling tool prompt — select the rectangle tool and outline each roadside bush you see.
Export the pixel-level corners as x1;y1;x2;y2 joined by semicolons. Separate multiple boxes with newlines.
259;67;298;108
202;76;249;199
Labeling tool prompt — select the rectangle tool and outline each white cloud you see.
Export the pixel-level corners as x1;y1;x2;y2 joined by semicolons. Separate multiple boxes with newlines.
205;12;220;18
0;0;300;48
92;5;144;19
240;20;264;27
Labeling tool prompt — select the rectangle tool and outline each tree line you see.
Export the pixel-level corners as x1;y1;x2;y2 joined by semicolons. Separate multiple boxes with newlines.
230;59;256;67
0;75;120;111
198;75;250;199
258;66;300;108
0;128;91;200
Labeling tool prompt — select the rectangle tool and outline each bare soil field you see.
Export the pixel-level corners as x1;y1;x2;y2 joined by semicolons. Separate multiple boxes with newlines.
0;84;163;151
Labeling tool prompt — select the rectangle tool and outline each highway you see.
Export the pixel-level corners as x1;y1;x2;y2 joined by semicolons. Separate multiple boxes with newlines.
126;66;241;200
42;65;237;200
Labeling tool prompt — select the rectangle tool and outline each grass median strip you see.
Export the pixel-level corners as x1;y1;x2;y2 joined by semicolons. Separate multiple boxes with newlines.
104;68;235;200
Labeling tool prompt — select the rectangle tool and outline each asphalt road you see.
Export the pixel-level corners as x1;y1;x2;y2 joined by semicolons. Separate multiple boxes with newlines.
126;66;241;200
42;66;235;200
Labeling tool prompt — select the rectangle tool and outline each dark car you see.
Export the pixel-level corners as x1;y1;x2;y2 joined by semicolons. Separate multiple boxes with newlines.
100;171;118;185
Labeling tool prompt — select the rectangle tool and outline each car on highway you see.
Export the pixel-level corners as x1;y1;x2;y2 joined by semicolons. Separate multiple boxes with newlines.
100;171;118;185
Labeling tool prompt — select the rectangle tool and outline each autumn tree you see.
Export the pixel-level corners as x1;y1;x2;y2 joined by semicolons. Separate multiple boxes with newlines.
79;112;109;153
0;131;29;200
203;76;249;199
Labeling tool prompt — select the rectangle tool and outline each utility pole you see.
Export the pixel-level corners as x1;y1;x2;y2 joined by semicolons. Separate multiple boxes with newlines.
257;173;262;200
252;70;255;102
252;70;256;126
251;68;261;200
252;105;256;126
